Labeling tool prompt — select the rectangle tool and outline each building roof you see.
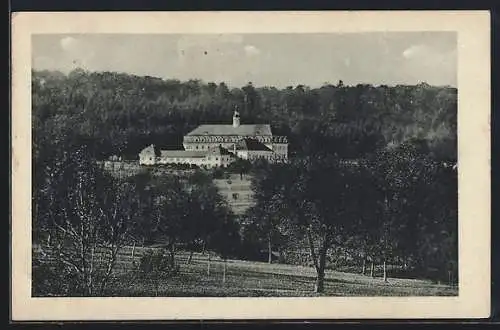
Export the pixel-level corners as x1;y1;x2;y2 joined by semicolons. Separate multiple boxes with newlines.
159;146;235;159
140;144;155;154
208;145;234;156
236;138;273;152
186;124;272;136
160;150;207;158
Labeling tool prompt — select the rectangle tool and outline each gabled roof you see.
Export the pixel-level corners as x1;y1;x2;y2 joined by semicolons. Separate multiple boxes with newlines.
236;138;273;152
140;144;155;154
208;145;235;156
186;124;272;136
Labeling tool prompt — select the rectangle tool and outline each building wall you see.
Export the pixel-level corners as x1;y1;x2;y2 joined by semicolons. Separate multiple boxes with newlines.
184;142;236;153
237;150;288;163
272;143;288;161
139;146;156;165
158;156;205;166
236;150;249;160
183;135;272;145
157;154;235;168
247;150;275;161
183;135;276;152
204;154;233;168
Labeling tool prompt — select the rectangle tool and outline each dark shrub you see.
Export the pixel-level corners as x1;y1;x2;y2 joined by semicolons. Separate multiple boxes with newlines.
139;249;179;276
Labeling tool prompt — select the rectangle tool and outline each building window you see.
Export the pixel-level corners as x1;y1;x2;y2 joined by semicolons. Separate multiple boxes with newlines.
215;157;219;161
232;193;239;200
196;146;198;149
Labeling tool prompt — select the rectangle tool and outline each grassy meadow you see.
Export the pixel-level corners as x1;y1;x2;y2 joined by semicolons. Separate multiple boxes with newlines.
33;245;457;297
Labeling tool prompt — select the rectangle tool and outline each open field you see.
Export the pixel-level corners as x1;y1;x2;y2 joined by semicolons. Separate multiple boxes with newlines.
214;173;254;215
33;245;457;297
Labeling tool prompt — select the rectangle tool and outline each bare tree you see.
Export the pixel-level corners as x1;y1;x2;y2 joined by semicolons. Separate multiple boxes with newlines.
35;147;136;296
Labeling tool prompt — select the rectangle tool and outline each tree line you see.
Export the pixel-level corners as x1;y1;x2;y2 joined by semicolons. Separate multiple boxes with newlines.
32;69;457;162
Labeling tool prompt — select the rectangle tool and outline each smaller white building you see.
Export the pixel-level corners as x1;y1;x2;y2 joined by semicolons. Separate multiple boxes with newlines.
235;138;286;162
139;144;236;169
139;144;156;165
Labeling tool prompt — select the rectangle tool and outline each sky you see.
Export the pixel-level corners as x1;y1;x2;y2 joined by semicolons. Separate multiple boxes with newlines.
32;32;457;88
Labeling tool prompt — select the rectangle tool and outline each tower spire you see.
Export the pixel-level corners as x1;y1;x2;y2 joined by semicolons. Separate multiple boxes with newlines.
233;106;240;128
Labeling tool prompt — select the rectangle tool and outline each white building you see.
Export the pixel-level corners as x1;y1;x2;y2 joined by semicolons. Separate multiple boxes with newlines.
139;110;289;167
182;110;288;161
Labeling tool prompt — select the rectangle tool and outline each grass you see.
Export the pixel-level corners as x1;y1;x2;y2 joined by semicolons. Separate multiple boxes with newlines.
33;245;458;297
98;248;458;297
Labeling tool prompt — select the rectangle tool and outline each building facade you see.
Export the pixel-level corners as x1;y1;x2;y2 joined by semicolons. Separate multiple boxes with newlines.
139;111;288;167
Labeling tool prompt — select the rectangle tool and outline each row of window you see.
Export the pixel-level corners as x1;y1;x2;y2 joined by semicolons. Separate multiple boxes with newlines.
145;155;285;163
248;154;287;161
164;157;226;162
185;136;277;143
185;145;287;153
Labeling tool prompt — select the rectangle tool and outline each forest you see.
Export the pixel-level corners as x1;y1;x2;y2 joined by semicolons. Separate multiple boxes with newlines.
32;69;458;296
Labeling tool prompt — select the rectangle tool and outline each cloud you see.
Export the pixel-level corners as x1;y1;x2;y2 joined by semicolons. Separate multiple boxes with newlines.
401;43;457;86
60;36;79;52
402;43;456;66
244;45;261;57
58;36;96;70
402;44;428;59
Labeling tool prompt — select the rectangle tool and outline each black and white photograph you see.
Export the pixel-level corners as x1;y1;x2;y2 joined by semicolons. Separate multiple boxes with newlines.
11;11;490;320
30;31;460;298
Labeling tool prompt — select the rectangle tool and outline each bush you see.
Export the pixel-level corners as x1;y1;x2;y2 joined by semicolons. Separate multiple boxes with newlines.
139;249;179;276
32;257;84;296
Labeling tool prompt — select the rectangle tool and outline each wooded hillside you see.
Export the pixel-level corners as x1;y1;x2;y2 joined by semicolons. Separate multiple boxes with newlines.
32;69;457;162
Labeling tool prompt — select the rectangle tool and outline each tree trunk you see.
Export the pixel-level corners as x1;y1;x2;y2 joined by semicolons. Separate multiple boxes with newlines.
314;245;328;293
314;269;325;293
267;233;272;264
362;258;366;275
169;242;176;269
207;252;211;276
131;241;136;262
383;260;388;282
370;261;375;278
222;259;227;284
186;251;193;265
314;235;329;293
305;228;330;294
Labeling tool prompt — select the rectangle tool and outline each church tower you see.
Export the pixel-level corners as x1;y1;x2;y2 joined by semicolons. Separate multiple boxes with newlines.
232;110;241;128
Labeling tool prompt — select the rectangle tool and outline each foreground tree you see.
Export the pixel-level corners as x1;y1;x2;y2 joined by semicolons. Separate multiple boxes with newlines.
251;155;376;293
147;176;191;270
34;146;138;296
364;141;458;283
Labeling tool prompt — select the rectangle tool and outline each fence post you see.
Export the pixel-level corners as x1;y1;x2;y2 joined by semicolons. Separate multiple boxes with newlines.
131;241;136;262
